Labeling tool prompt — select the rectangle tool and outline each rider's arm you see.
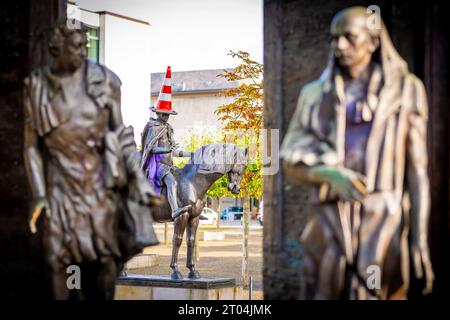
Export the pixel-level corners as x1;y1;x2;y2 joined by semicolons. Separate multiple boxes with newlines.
172;149;193;158
151;146;172;154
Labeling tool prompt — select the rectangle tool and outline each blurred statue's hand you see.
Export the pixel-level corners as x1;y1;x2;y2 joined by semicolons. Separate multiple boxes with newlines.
311;166;367;202
29;197;50;234
330;168;367;202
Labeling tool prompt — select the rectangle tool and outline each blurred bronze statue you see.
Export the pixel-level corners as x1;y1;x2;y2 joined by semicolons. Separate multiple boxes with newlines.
23;20;160;300
281;7;433;299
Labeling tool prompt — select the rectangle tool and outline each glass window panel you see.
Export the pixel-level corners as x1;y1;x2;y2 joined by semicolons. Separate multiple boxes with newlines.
86;26;99;63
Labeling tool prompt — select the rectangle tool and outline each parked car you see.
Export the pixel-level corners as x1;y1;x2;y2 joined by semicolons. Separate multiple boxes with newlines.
220;206;244;220
199;207;218;225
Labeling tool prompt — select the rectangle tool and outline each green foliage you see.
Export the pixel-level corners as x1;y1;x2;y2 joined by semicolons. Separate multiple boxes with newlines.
215;50;263;131
215;50;264;199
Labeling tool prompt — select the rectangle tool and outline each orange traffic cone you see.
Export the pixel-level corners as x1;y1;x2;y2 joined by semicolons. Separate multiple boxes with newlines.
151;66;177;115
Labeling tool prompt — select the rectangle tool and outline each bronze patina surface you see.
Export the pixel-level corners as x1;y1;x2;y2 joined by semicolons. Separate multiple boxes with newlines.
281;7;433;299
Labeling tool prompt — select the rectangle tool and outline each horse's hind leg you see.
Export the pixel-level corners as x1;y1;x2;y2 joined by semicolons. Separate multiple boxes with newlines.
186;216;201;279
170;213;189;280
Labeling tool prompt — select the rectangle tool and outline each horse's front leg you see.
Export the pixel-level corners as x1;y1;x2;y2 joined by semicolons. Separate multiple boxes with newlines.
170;213;189;280
186;215;201;279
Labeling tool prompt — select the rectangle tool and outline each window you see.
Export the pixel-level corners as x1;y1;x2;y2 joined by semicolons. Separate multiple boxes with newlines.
86;26;99;63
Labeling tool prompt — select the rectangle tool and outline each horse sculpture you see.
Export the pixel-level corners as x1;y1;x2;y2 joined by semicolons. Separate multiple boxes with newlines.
151;143;248;279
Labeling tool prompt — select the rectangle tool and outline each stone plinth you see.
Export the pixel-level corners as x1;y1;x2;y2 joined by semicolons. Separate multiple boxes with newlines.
115;274;243;300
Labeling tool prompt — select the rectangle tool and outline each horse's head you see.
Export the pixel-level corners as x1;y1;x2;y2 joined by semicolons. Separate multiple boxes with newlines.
227;147;248;195
191;143;248;194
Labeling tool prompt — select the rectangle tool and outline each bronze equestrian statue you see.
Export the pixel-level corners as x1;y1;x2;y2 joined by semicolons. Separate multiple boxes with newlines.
153;143;247;279
281;7;433;299
140;67;248;279
141;108;248;280
24;20;160;299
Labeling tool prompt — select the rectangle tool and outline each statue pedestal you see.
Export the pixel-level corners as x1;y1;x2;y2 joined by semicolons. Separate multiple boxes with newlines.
115;274;243;300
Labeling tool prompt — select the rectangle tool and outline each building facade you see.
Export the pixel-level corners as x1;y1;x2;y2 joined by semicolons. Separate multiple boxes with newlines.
150;68;241;144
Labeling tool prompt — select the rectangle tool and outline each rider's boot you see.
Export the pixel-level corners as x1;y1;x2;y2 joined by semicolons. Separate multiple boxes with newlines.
171;204;192;220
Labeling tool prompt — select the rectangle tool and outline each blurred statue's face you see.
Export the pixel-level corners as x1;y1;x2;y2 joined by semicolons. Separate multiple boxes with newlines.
56;32;87;71
330;10;377;69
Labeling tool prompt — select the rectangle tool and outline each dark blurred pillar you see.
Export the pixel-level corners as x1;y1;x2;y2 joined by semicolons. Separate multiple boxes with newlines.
0;0;66;298
421;0;450;300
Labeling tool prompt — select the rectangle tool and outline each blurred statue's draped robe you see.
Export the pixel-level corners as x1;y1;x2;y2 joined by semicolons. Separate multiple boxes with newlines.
280;25;430;299
24;61;158;270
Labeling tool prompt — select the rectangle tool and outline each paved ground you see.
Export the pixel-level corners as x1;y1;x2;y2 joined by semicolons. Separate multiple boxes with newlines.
130;220;263;300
